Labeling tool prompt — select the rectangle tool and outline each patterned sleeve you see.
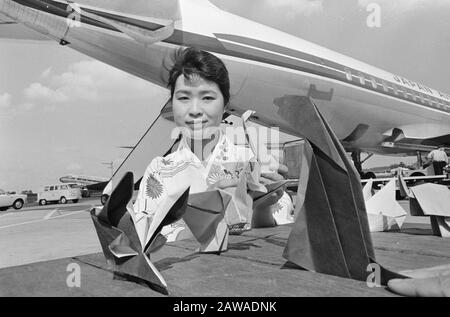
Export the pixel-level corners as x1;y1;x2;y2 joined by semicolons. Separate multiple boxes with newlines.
245;159;268;193
133;157;166;218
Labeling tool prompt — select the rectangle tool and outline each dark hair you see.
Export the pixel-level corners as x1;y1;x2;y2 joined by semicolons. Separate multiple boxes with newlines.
165;47;230;105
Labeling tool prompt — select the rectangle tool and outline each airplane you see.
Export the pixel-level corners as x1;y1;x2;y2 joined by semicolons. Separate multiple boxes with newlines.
59;174;109;186
1;0;449;201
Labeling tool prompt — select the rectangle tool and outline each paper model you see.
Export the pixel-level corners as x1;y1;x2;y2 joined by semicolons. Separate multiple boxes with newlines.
362;179;374;201
397;174;412;199
183;190;231;253
252;180;289;208
276;95;404;284
241;110;280;174
409;183;450;237
364;179;407;232
90;172;190;294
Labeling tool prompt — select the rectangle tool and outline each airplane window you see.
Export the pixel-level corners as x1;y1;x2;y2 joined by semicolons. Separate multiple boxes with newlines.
359;73;365;85
61;185;67;190
344;69;352;81
403;89;409;99
50;186;55;191
430;98;437;106
392;85;399;95
370;78;377;89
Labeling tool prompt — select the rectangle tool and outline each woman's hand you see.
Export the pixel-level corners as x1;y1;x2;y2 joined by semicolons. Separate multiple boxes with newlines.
251;163;289;228
209;178;240;190
257;163;289;206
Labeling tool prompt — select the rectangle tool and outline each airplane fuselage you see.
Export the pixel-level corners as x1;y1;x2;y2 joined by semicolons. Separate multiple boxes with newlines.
1;0;449;157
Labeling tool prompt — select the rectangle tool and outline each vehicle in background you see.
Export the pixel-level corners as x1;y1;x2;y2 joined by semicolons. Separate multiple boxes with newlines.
63;183;91;198
0;189;27;211
37;184;82;206
80;186;91;198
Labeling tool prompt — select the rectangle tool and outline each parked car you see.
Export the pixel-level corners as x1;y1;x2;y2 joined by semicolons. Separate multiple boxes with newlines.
37;184;81;205
0;189;27;211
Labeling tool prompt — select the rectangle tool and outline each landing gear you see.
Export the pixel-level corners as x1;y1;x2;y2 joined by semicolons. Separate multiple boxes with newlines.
351;150;364;178
101;194;109;205
416;151;423;169
351;150;375;179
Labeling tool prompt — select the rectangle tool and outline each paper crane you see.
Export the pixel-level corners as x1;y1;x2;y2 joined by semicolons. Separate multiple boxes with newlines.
409;182;450;238
276;95;405;284
183;190;231;253
363;179;407;232
90;172;190;295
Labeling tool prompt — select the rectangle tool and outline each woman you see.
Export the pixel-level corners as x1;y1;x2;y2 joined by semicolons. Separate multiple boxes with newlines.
132;47;292;244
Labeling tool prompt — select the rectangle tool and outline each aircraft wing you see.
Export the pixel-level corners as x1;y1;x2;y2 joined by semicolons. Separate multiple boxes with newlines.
373;125;450;154
0;13;50;41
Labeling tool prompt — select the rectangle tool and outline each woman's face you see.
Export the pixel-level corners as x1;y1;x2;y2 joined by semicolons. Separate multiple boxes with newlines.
171;74;225;139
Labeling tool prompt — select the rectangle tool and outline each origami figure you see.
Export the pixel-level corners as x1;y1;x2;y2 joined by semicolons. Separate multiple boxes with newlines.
409;183;450;238
276;95;404;284
90;172;190;294
363;179;407;232
397;174;412;199
182;170;288;253
183;190;231;253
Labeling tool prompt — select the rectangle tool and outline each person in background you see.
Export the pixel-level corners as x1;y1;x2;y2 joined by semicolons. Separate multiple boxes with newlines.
427;146;448;175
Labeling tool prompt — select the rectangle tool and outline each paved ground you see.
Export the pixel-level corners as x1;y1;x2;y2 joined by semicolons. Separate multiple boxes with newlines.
0;197;447;297
0;198;102;269
0;198;425;269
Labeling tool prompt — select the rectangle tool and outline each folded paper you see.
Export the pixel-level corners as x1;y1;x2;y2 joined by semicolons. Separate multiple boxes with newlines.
362;179;374;201
216;163;255;226
90;172;190;294
241;110;280;174
277;95;405;284
252;180;289;208
183;190;231;253
364;179;407;232
409;183;450;237
397;174;413;199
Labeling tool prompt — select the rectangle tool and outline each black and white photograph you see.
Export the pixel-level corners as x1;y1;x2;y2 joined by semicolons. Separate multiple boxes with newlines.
0;0;449;300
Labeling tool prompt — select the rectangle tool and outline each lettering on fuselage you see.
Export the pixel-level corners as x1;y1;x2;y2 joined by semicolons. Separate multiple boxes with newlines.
13;0;450;113
344;68;450;111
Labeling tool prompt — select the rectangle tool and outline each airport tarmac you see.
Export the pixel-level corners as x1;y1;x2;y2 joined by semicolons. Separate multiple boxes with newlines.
0;198;102;269
0;197;446;297
0;198;428;270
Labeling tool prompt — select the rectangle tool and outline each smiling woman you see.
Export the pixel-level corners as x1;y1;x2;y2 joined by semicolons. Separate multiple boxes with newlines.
168;48;229;150
165;47;236;160
131;47;292;246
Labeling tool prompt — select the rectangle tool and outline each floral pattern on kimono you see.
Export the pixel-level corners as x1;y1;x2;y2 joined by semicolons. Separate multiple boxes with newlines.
132;130;282;243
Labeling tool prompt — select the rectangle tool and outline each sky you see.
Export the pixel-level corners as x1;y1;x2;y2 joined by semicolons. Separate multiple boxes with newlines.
1;0;449;192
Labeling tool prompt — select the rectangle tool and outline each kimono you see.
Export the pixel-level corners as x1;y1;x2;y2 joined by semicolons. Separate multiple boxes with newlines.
132;129;266;245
